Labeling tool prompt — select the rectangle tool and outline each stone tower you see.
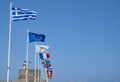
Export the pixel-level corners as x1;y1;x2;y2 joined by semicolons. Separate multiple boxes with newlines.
18;61;43;82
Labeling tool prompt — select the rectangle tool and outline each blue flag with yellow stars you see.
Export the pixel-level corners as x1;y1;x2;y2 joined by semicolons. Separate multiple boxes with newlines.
29;32;45;42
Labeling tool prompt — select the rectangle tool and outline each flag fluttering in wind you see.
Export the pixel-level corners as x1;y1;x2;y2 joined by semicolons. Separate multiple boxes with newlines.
44;64;51;68
12;7;37;21
29;32;45;42
41;59;51;65
39;53;50;60
39;45;49;52
47;68;53;79
36;45;49;53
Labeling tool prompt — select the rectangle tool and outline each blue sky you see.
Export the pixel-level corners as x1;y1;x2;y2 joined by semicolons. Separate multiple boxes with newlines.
0;0;120;82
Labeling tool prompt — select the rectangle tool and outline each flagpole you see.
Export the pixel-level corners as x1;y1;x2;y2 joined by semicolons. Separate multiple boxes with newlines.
38;53;40;82
39;56;42;82
43;52;48;82
45;68;48;82
7;2;12;82
26;29;29;82
34;42;37;82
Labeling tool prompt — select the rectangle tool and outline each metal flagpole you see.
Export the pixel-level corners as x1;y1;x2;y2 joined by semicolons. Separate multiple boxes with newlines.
26;29;29;82
45;68;48;82
39;55;42;82
38;53;40;82
34;42;37;82
7;2;12;82
43;56;48;82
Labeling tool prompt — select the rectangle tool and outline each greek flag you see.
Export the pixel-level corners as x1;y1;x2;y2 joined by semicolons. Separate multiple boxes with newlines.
12;8;37;21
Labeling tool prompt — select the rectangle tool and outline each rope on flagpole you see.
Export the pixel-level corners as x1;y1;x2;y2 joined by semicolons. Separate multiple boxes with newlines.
7;2;12;82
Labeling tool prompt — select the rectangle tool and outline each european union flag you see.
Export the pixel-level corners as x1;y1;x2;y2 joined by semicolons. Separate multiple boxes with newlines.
29;32;45;42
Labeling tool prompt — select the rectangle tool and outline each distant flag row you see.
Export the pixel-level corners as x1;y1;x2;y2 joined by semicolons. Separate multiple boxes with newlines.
29;33;53;79
36;45;53;79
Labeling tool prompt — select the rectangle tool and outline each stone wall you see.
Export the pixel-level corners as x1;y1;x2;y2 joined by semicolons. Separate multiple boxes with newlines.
19;69;45;82
0;80;18;82
0;69;45;82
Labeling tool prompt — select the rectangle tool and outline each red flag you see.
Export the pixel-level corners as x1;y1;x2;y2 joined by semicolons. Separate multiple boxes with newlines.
47;68;53;79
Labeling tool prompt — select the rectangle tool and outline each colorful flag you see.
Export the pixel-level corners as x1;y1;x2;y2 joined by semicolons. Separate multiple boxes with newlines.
12;7;37;21
39;45;49;51
41;59;50;65
47;69;53;74
36;45;49;53
47;69;53;79
44;64;51;68
47;73;52;79
40;45;49;52
43;53;50;59
39;53;50;60
41;59;47;64
29;32;45;42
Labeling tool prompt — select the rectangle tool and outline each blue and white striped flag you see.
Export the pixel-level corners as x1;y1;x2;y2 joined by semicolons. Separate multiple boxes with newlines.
12;8;37;21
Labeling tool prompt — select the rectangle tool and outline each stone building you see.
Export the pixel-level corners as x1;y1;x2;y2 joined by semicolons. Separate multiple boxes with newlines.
19;61;46;82
0;61;46;82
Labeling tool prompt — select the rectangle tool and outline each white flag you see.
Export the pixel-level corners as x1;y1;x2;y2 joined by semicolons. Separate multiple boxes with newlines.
36;45;49;53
